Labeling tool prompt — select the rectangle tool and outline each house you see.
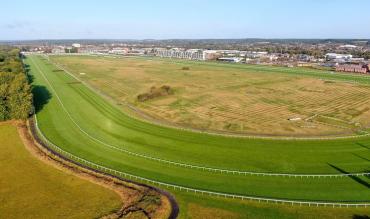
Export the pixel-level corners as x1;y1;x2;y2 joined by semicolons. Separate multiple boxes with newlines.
336;64;369;74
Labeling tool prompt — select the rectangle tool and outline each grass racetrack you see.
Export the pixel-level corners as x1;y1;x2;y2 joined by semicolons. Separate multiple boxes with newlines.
171;190;370;219
51;55;370;137
0;123;121;219
25;55;370;216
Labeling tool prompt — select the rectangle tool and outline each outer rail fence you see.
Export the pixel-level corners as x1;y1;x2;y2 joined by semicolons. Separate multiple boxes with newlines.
28;117;180;219
32;116;370;208
32;56;370;179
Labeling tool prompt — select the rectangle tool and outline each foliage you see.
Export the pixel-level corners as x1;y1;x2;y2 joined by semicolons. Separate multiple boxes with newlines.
0;47;33;121
137;85;174;102
64;47;78;53
352;51;370;59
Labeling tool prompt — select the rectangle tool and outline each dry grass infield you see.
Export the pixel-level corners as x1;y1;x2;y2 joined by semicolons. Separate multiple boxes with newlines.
51;55;370;137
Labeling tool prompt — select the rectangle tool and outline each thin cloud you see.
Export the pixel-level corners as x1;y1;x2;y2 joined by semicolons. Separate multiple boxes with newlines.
4;21;29;29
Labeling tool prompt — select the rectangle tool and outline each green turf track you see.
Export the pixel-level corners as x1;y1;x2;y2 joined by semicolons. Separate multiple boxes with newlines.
26;55;370;202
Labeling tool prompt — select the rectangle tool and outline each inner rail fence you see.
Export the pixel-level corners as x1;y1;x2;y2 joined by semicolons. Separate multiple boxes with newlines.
31;115;370;208
36;57;370;179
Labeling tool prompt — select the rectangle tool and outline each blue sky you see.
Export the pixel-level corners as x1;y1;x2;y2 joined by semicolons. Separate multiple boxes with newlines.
1;0;370;40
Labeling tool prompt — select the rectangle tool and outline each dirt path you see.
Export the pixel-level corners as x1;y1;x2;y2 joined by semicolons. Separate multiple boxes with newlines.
15;119;179;219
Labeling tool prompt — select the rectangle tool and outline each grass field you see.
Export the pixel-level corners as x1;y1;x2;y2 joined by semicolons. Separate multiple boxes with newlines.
50;55;370;137
0;123;121;219
25;54;370;202
171;190;370;219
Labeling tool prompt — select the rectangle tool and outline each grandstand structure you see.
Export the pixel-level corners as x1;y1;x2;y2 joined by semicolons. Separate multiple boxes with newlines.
155;48;204;60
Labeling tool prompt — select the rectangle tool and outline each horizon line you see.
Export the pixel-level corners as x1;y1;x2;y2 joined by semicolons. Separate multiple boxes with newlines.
1;37;370;42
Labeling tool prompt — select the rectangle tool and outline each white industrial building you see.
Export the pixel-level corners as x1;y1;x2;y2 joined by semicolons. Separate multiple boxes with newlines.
51;46;65;54
109;48;128;55
325;53;352;61
72;43;81;48
218;57;243;63
339;45;357;49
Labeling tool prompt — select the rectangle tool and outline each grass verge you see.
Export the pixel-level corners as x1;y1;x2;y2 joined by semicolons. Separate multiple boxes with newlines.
0;122;121;218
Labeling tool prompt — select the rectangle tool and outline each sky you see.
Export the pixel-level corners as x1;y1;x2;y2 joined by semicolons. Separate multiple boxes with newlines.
1;0;370;40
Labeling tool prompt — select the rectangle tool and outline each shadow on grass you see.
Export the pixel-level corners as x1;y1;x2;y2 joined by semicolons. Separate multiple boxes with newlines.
32;85;52;113
23;63;34;83
353;215;370;219
352;153;370;162
356;143;370;150
328;164;370;189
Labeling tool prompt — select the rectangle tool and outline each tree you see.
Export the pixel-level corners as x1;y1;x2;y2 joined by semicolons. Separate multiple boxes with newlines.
7;74;33;120
0;47;33;121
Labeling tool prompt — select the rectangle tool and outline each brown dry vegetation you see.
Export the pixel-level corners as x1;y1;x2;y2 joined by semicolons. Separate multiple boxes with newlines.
51;56;370;136
138;85;174;102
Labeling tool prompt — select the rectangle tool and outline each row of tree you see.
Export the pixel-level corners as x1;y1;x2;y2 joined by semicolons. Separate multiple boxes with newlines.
0;47;33;121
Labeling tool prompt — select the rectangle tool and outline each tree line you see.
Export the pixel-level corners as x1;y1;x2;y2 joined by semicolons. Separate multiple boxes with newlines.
0;46;33;121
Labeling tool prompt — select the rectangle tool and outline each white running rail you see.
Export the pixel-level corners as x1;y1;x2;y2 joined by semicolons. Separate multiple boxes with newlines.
29;55;370;178
47;54;370;141
33;115;370;208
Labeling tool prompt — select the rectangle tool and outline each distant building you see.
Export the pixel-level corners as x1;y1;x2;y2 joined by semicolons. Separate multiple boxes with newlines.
202;50;221;60
297;54;314;62
65;43;81;53
339;44;357;49
325;53;352;61
51;46;65;54
65;47;73;53
109;47;128;55
218;57;243;63
350;58;365;63
156;48;203;60
245;51;268;59
336;64;369;74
